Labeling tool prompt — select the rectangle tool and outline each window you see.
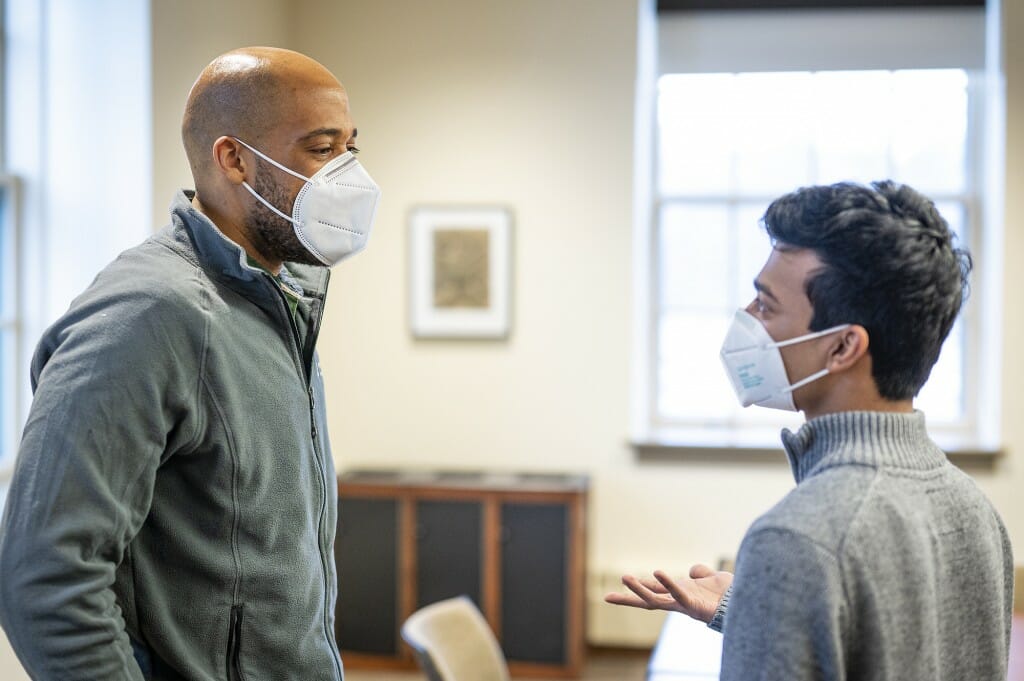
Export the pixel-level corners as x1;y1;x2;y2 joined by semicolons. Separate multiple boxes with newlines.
0;178;17;470
2;0;152;470
636;7;994;448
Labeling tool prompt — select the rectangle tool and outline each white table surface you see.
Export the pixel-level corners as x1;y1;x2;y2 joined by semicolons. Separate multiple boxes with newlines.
647;611;722;680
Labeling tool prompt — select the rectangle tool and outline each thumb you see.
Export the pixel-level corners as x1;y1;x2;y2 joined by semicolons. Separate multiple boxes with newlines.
689;563;715;578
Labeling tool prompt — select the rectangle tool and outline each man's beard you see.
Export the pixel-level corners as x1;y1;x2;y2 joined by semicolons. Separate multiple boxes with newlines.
245;159;322;267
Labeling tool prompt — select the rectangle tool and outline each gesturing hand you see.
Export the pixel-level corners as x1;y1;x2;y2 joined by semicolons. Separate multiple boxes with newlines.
604;564;733;624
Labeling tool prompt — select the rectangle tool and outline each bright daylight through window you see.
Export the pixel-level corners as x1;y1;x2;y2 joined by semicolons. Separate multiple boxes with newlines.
653;69;976;445
0;178;17;467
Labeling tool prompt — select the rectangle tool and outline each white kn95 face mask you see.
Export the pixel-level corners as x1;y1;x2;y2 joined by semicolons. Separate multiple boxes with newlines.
233;137;382;267
719;309;850;412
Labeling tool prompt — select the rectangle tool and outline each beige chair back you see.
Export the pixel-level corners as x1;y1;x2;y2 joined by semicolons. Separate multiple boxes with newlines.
400;596;511;681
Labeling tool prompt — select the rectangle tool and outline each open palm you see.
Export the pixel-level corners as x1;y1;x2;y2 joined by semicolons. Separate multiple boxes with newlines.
604;564;733;624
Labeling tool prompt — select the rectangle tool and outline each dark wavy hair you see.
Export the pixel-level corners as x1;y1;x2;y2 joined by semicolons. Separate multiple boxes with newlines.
762;181;972;401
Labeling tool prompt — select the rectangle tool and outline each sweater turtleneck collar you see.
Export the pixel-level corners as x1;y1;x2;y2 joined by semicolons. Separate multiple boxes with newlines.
780;410;947;484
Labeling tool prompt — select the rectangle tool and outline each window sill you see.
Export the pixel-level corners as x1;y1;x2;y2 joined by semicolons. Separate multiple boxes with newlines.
630;439;1004;471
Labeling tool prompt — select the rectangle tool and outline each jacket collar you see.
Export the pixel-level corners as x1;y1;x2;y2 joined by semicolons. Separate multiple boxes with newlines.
167;189;329;299
780;410;947;484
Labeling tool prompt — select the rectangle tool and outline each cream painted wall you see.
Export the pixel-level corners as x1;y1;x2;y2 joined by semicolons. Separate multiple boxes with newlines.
136;0;1024;652
986;0;1024;552
286;0;1024;632
291;4;812;645
143;0;799;586
290;0;796;587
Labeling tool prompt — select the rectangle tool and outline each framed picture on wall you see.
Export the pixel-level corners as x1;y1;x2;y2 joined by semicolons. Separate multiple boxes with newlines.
409;206;513;339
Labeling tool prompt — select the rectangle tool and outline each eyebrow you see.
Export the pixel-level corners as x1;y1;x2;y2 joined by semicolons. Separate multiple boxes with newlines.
753;278;780;303
296;127;356;143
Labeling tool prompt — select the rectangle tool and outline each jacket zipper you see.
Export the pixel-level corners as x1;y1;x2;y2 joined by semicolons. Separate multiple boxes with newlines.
266;272;342;680
301;296;344;674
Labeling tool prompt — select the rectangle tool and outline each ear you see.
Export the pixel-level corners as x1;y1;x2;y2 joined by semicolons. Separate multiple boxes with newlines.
211;136;249;186
826;325;869;374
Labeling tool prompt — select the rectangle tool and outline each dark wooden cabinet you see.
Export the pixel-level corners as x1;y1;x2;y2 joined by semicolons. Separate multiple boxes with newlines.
335;470;588;678
335;497;398;656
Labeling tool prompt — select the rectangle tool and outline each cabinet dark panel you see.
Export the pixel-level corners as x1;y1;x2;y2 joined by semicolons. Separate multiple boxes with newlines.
416;500;483;609
336;497;398;654
500;503;568;664
336;470;587;676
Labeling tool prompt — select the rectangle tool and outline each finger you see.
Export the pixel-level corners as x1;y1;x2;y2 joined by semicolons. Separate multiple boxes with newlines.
653;570;697;610
689;563;715;579
604;591;651;608
636;576;669;594
621;574;668;609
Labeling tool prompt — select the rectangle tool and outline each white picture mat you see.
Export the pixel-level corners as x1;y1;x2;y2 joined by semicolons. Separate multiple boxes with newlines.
409;206;512;338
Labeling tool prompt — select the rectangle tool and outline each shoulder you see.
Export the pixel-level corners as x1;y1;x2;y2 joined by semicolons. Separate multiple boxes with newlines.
726;523;847;646
730;491;857;622
35;235;214;369
76;230;214;322
99;228;205;296
844;461;1011;566
747;464;878;556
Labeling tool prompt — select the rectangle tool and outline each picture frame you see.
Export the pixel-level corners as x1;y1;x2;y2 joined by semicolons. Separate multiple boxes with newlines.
409;206;513;339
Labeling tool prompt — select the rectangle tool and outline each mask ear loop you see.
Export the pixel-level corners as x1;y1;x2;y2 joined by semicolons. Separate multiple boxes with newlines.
781;367;831;395
769;323;851;349
231;137;311;226
240;181;296;225
232;137;312;182
774;324;852;395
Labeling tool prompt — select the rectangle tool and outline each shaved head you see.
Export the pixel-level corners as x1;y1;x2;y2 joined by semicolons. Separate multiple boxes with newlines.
180;46;359;273
182;46;345;188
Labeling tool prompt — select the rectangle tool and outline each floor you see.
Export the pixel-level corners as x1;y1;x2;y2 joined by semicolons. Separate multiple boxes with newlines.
344;649;650;681
346;616;1024;681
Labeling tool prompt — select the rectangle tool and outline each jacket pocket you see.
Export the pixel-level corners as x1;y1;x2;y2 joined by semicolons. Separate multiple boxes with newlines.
226;605;246;681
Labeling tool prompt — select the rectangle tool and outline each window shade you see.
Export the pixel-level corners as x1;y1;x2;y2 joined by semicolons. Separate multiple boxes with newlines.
658;1;982;10
658;7;985;73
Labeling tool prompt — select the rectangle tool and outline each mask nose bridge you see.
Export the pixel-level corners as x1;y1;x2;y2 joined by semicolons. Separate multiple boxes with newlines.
724;309;777;354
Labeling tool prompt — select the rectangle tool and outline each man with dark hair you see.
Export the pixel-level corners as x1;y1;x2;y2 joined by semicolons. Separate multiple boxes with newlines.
0;47;378;679
608;181;1012;680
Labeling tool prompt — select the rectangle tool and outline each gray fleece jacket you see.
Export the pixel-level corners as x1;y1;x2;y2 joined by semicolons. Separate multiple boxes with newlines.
712;410;1013;681
0;191;342;680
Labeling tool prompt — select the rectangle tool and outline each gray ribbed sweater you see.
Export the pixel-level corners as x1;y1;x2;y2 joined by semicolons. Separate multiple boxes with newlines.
713;410;1013;681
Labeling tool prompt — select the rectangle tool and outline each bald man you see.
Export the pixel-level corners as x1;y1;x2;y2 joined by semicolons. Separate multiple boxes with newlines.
0;47;378;680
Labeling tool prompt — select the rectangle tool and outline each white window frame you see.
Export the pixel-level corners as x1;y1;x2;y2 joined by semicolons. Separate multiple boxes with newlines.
632;6;1002;452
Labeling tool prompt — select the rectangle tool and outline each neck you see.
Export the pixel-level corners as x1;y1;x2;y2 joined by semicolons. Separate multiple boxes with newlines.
782;410;941;483
803;397;914;422
191;194;283;275
800;372;914;421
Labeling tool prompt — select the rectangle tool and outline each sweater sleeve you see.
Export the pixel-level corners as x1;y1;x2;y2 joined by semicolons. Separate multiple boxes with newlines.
719;526;846;681
0;282;203;680
708;584;731;632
